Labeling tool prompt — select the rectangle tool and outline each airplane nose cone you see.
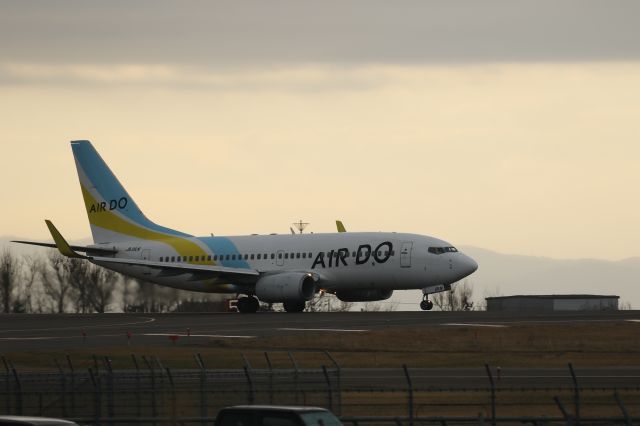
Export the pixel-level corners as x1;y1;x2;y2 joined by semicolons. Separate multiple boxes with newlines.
460;254;478;278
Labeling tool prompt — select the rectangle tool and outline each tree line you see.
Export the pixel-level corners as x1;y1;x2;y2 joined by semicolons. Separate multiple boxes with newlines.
0;248;225;313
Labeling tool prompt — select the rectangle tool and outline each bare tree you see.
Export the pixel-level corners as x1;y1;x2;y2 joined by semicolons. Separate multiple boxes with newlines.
0;249;20;313
433;280;474;311
40;252;75;313
88;267;119;313
19;254;42;313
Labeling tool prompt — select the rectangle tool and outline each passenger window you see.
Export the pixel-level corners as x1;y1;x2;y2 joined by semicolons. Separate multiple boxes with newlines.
271;253;275;259
171;256;175;262
188;256;192;262
309;252;312;258
250;254;255;260
226;255;230;260
302;253;306;259
159;257;163;262
244;254;248;260
195;256;199;262
285;253;289;259
213;255;218;261
257;254;261;259
278;253;282;259
296;253;300;259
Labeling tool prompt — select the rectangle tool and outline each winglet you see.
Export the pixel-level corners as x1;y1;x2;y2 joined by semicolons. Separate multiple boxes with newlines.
44;220;85;258
336;220;347;233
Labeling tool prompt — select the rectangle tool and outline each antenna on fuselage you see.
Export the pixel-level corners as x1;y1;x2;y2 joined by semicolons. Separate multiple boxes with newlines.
292;219;309;234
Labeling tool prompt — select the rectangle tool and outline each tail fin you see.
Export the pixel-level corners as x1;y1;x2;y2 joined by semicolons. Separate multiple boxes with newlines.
71;140;190;244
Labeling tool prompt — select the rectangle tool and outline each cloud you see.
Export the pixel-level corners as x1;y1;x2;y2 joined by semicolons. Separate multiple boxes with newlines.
1;0;640;68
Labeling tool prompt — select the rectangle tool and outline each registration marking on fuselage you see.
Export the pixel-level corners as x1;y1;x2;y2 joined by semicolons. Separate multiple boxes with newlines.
442;323;509;328
278;328;369;332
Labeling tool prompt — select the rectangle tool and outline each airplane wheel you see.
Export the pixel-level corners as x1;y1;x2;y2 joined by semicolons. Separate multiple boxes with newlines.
420;300;433;311
283;301;306;313
238;296;259;313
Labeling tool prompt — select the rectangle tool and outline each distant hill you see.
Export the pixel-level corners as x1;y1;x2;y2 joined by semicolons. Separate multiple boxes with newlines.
2;237;639;310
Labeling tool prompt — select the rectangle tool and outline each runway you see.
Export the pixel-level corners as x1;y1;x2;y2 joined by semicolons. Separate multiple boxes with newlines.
0;310;638;351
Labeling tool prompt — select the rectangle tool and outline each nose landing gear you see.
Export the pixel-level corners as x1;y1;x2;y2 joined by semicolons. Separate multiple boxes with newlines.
420;296;433;311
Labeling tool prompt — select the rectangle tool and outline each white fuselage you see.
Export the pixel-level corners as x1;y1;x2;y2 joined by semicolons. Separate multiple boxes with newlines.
92;232;478;295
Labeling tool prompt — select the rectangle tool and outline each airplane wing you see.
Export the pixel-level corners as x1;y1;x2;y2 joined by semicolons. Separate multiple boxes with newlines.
20;220;260;283
91;256;259;281
11;240;118;256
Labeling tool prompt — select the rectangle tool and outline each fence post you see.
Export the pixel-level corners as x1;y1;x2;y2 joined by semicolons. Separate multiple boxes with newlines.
166;367;177;424
154;356;166;421
288;352;299;406
484;364;496;426
265;352;274;404
10;364;22;416
325;351;342;416
142;355;157;426
322;365;332;411
54;358;68;417
402;364;413;426
243;365;255;405
103;357;115;426
131;354;141;418
568;363;579;425
195;352;208;426
2;356;11;414
89;367;101;426
553;396;572;425
66;354;76;417
614;391;631;426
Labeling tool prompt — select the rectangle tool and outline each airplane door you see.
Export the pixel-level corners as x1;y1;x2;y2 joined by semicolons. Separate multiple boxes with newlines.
276;250;285;267
141;249;151;261
400;241;413;268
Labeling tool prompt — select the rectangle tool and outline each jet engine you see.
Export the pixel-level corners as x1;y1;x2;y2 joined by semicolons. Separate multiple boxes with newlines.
255;272;316;303
335;289;393;302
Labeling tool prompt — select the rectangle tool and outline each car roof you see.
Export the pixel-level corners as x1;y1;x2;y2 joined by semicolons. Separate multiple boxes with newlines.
221;406;329;413
0;416;78;425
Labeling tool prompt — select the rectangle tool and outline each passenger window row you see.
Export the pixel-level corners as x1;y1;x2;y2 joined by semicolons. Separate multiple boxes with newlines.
156;249;395;263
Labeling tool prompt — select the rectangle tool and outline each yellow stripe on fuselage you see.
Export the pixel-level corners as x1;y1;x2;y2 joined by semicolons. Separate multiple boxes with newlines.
81;185;213;263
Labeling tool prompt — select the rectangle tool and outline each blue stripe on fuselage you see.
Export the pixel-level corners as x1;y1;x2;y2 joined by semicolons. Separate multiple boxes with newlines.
198;236;250;269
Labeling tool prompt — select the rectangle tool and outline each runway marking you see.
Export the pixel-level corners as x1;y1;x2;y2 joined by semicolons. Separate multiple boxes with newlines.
143;333;255;339
0;316;156;334
278;328;369;332
442;323;508;328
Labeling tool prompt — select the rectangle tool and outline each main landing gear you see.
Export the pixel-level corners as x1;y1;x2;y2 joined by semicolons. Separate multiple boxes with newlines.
283;301;306;313
237;296;259;313
420;295;433;311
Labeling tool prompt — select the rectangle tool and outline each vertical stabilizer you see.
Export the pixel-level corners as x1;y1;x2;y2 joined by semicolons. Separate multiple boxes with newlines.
71;140;190;244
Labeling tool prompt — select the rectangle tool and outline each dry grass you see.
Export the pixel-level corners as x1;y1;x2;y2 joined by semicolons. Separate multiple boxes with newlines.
5;321;640;370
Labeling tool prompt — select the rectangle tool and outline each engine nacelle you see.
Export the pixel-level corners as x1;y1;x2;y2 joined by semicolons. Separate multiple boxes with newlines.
335;289;393;302
255;272;316;303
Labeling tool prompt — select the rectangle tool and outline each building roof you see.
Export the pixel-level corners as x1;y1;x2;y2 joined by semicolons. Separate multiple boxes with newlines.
485;294;619;300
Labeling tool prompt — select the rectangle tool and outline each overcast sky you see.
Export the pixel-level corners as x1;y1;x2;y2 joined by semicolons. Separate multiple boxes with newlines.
1;1;639;261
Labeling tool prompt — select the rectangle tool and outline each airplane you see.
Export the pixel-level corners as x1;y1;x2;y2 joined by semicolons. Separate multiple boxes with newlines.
14;140;478;313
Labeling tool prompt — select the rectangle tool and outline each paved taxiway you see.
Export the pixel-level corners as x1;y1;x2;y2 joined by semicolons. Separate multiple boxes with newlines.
0;310;638;351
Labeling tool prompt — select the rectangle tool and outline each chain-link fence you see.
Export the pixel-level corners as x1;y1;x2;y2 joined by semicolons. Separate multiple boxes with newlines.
2;353;640;425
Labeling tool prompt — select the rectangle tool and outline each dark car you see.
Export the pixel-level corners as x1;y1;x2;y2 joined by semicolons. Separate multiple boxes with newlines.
214;406;343;426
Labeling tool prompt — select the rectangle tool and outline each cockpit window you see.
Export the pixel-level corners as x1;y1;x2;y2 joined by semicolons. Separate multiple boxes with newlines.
428;246;458;255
